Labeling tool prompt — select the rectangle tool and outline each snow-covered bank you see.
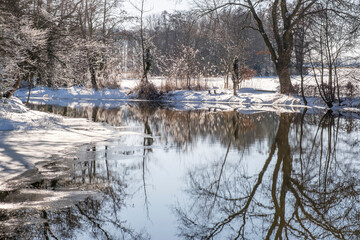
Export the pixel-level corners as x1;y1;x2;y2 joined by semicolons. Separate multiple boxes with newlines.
15;86;130;101
0;97;61;131
14;84;360;113
0;97;125;191
164;88;360;113
164;88;305;111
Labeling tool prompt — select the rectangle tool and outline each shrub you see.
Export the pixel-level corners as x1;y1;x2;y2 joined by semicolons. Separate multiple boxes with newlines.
345;81;357;97
99;79;121;89
160;80;176;93
239;67;256;82
132;81;161;100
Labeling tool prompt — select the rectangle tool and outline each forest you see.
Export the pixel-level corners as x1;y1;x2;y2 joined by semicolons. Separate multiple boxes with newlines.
0;0;360;104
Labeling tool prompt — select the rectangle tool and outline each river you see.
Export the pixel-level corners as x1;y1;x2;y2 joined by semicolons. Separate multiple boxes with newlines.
1;102;359;239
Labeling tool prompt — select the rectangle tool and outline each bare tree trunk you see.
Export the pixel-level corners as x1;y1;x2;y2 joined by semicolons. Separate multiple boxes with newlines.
187;72;190;89
140;0;147;83
26;77;32;104
88;56;98;90
276;57;295;94
3;77;22;98
102;0;107;43
300;65;307;105
46;28;55;87
334;65;341;104
225;74;229;89
244;0;313;94
296;17;307;105
233;81;237;95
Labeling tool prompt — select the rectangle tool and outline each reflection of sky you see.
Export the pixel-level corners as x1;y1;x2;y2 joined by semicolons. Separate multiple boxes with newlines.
20;103;279;238
122;140;228;240
73;111;360;239
78;125;271;239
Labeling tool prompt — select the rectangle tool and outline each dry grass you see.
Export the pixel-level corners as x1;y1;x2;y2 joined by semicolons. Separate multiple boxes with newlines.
99;79;121;89
132;81;161;100
160;80;176;92
191;81;208;91
293;82;360;98
161;78;209;91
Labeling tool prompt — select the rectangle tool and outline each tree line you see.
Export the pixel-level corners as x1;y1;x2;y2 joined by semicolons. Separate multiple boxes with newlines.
0;0;127;98
1;0;359;99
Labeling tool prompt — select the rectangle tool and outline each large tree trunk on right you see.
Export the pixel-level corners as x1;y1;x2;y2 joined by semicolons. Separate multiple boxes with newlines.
276;56;296;94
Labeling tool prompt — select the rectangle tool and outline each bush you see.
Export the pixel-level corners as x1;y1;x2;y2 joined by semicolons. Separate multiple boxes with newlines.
132;81;161;100
160;80;176;93
239;67;256;82
345;81;357;97
99;79;121;89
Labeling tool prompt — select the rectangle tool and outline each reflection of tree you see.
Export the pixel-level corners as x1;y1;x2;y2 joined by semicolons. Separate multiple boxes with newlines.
147;109;276;152
28;103;278;152
0;195;149;240
142;110;154;218
175;112;360;239
0;147;150;240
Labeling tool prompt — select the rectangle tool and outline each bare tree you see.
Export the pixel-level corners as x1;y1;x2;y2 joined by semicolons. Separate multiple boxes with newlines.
306;0;360;107
0;10;48;98
130;0;152;82
193;0;359;94
204;7;249;88
147;9;271;82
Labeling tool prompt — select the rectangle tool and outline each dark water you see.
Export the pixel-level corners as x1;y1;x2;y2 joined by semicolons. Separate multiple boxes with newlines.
1;103;359;240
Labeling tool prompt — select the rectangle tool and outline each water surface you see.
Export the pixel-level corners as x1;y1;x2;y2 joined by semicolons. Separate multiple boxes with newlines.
1;103;359;239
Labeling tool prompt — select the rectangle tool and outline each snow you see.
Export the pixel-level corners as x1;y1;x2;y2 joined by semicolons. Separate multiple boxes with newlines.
164;88;305;112
0;97;60;131
15;86;129;101
0;188;98;210
0;97;125;191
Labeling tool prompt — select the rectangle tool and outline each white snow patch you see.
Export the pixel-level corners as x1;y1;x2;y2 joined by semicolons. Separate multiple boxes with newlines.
15;86;129;101
164;88;324;113
0;97;127;190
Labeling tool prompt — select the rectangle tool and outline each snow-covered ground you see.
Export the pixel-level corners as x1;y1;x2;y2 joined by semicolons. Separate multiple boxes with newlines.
0;97;127;191
14;76;360;113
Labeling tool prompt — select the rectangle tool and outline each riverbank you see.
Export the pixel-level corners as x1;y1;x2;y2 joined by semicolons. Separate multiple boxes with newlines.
0;97;123;191
14;76;360;113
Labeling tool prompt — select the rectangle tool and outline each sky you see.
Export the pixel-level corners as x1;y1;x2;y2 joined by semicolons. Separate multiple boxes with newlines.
124;0;191;16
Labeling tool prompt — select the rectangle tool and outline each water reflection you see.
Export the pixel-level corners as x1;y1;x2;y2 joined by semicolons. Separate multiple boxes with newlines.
175;111;360;239
0;158;150;239
1;104;359;239
27;103;278;152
